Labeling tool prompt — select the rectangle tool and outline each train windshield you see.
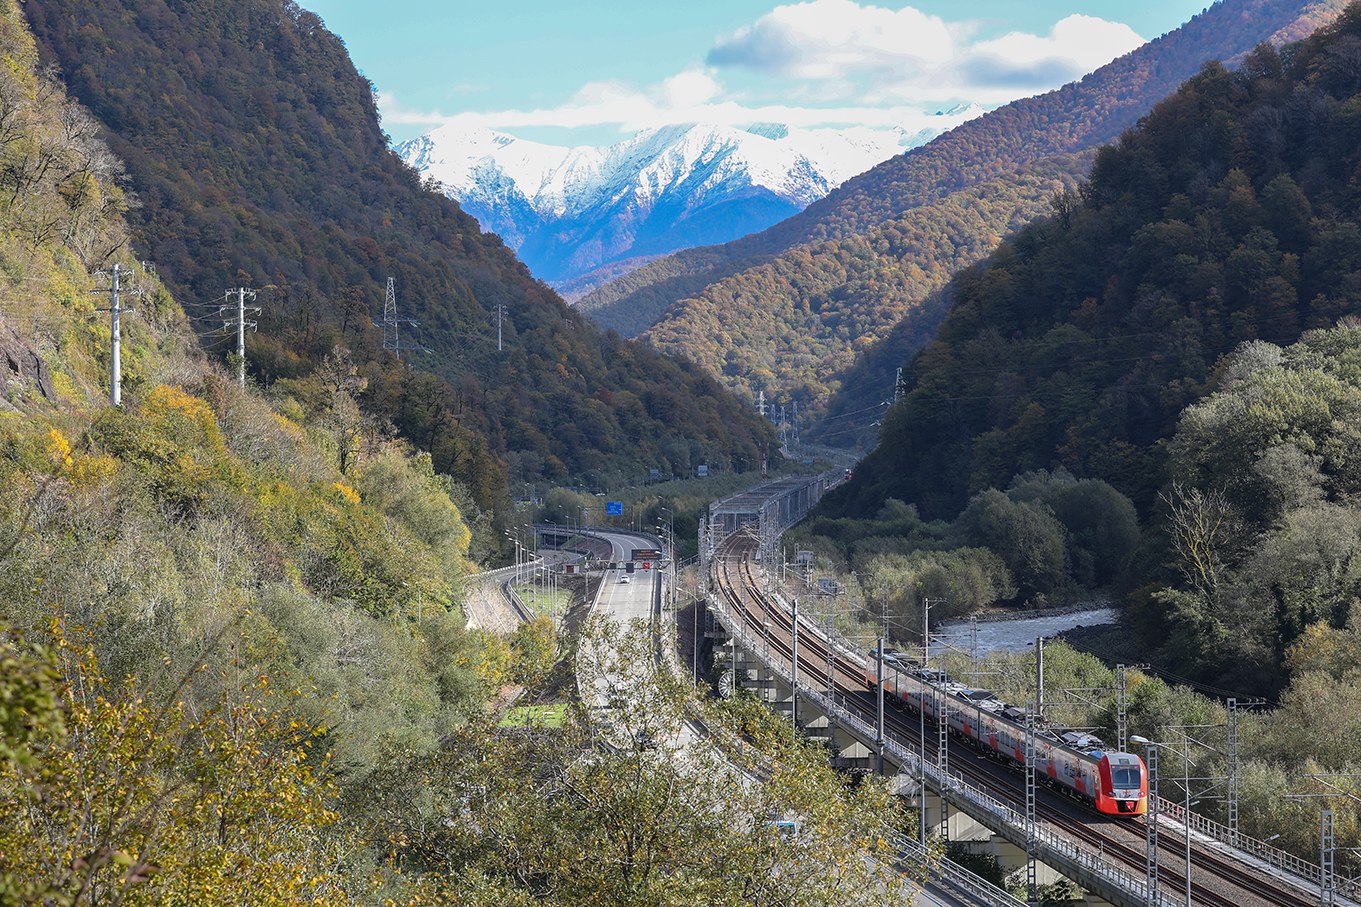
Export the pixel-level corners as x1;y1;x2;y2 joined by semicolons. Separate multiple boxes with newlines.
1112;766;1140;788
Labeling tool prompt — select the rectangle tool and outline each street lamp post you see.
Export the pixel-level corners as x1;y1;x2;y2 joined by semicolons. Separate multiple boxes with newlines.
504;529;520;585
1132;734;1197;907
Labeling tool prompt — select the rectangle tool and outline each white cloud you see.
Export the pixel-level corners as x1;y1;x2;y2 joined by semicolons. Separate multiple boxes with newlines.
707;0;956;80
662;69;721;108
381;81;981;136
382;3;1147;137
708;2;1143;98
959;15;1144;89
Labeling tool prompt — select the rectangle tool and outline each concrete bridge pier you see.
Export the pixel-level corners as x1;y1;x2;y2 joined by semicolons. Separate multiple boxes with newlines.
720;631;1120;907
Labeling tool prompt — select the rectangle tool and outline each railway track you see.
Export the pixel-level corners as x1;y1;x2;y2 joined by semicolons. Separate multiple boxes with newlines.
712;535;1317;907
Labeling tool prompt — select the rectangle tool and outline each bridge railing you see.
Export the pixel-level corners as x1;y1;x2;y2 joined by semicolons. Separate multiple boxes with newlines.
894;833;1029;907
705;566;1167;907
1155;796;1358;897
711;546;1361;907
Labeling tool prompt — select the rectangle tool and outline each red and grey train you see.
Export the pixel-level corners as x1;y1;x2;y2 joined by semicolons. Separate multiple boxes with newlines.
865;650;1148;816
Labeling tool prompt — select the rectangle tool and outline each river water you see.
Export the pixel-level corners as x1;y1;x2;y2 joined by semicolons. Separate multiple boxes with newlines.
928;606;1118;658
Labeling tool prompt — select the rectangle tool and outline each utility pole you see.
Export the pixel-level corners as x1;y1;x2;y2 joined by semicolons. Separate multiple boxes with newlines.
875;636;885;775
1183;746;1192;907
236;287;248;386
1142;743;1160;907
109;265;124;406
494;303;506;352
1036;637;1045;722
970;616;979;680
922;597;946;669
1227;697;1239;846
1117;663;1128;753
919;599;930;845
92;263;134;406
692;590;701;683
919;676;928;844
791;597;799;732
1026;704;1037;905
221;287;259;387
1322;809;1336;907
938;683;949;841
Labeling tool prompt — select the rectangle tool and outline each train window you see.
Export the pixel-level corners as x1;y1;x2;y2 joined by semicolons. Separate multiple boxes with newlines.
1112;766;1140;788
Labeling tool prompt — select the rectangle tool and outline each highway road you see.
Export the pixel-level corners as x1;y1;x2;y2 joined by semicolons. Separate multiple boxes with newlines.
573;527;708;752
576;528;1006;906
588;528;661;625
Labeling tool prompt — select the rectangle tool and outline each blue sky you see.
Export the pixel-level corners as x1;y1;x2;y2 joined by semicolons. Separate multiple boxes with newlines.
303;0;1213;145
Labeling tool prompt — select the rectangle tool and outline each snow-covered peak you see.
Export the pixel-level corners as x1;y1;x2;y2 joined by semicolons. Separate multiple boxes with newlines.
398;110;981;286
399;119;955;220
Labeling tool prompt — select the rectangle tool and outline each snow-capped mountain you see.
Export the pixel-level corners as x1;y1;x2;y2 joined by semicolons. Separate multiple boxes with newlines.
397;113;982;293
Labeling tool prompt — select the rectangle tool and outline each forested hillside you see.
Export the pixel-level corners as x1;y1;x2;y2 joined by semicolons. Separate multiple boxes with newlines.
642;155;1090;409
0;6;912;902
0;0;483;895
19;0;775;502
829;14;1361;521
579;0;1346;424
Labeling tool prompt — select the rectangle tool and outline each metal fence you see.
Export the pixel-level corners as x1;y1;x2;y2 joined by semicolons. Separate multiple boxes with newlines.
707;556;1361;907
706;574;1164;906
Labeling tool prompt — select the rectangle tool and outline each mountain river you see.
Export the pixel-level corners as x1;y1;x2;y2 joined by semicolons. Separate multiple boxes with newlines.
927;605;1118;659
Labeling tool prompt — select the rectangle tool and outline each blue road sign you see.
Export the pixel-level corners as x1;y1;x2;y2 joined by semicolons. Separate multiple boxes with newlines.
605;501;623;515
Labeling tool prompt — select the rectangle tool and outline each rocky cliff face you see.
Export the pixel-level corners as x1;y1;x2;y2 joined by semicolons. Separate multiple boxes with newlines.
0;318;55;407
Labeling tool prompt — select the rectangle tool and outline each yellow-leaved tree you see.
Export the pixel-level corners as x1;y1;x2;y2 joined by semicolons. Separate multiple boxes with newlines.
0;621;351;906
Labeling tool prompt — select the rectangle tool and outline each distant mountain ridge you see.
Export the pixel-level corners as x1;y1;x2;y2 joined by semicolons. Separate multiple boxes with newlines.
578;0;1348;431
827;6;1361;527
399;116;981;294
20;0;776;496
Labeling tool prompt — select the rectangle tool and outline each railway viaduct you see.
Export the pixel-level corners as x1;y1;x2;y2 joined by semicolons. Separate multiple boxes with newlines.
698;475;1352;907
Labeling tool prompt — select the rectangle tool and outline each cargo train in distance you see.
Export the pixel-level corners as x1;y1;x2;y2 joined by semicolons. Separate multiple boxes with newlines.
865;649;1148;817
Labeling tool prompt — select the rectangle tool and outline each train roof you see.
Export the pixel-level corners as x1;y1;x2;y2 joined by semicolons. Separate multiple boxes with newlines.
867;647;1134;764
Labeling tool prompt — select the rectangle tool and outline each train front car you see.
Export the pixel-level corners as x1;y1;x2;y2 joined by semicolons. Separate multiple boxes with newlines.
1095;751;1148;816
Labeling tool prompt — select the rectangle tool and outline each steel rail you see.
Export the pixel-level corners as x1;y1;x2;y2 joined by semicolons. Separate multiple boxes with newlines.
712;544;1164;905
712;532;1334;907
